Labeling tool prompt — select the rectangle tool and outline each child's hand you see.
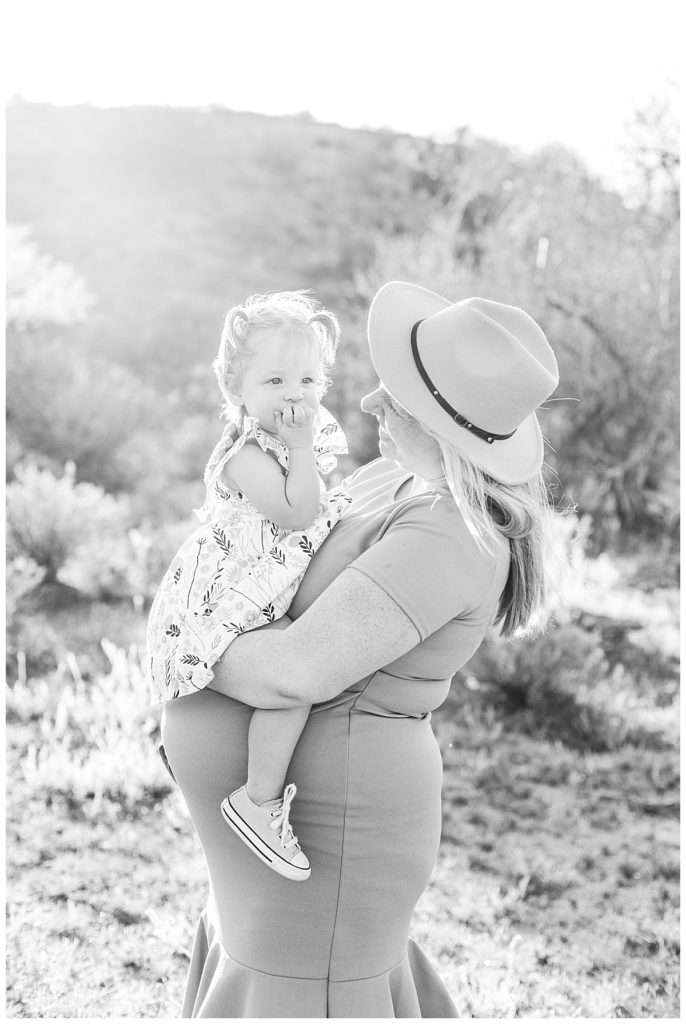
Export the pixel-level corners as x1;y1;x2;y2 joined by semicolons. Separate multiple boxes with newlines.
274;403;316;450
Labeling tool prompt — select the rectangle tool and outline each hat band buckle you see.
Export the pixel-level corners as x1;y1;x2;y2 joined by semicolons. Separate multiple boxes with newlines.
410;321;517;446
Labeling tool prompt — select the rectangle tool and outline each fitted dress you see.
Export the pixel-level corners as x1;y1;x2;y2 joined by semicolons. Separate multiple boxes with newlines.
160;457;511;1018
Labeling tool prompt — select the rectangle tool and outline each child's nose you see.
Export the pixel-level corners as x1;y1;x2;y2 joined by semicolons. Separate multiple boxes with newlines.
284;382;303;401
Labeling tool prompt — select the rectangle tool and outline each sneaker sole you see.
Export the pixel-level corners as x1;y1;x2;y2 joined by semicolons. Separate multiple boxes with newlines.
220;797;311;882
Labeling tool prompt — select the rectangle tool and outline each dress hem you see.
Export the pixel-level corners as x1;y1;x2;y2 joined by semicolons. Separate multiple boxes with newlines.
181;906;459;1018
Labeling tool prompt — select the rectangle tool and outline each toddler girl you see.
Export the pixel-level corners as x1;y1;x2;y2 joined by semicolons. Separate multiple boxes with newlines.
147;291;351;881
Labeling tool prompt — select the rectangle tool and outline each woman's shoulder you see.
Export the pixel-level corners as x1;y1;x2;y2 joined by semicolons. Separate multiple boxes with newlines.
387;486;510;593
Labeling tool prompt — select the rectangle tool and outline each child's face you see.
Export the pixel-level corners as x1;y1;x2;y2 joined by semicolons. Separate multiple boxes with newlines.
228;327;322;434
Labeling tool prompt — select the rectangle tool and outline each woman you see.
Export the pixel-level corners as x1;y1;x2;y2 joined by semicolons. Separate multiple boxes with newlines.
160;281;559;1017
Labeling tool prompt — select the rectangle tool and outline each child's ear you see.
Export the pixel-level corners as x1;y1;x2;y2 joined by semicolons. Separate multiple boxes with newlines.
225;374;243;407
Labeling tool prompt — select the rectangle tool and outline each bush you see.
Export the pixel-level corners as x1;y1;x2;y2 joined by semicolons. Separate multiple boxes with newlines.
6;556;46;619
6;556;53;680
468;623;608;704
454;625;616;751
7;640;168;814
62;534;136;602
136;518;197;600
6;462;131;586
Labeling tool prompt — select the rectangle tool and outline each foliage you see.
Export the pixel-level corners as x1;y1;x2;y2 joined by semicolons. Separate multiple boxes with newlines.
429;508;680;753
6;100;679;550
7;330;162;491
354;103;679;547
454;624;677;753
138;518;197;596
8;640;162;812
5;101;679;1018
6;224;95;329
6;556;46;619
6;102;423;389
6;599;147;684
6;226;163;492
6;463;131;584
6;614;679;1017
620;84;680;215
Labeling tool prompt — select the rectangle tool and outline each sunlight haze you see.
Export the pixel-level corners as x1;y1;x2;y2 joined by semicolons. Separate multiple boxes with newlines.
5;0;681;188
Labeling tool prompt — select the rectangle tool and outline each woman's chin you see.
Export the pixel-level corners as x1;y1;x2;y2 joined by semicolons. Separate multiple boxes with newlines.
378;435;399;463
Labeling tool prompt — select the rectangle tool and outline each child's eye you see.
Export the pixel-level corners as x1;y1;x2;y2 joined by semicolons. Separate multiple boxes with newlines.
302;377;316;385
266;377;283;385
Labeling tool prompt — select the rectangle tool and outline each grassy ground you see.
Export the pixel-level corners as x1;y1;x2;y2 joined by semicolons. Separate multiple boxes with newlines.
5;553;680;1018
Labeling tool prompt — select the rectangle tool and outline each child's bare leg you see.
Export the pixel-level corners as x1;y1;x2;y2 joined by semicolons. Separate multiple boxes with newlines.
246;705;311;805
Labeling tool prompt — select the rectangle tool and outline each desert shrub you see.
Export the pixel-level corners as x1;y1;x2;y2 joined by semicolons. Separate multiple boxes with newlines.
468;623;608;703
6;224;95;330
8;640;168;814
137;518;197;599
6;462;131;586
455;625;616;751
61;533;136;602
6;556;54;680
448;507;680;751
6;612;63;682
357;112;679;549
6;556;46;619
456;611;678;752
6;600;148;685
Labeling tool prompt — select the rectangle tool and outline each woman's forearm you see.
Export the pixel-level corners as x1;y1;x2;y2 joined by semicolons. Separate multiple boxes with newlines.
205;568;421;710
207;618;305;709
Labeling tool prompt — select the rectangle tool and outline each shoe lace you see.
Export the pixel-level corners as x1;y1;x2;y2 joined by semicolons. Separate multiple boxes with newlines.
268;782;299;851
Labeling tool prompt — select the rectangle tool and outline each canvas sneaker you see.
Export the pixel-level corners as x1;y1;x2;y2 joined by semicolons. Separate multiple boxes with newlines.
220;782;311;881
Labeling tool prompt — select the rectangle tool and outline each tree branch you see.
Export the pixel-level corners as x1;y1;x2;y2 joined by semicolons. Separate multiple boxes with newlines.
545;291;635;381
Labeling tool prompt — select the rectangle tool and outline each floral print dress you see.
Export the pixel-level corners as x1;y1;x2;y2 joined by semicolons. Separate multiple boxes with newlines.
147;408;351;704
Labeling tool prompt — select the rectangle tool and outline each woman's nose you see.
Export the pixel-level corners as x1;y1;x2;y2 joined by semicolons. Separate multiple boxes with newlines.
361;387;384;415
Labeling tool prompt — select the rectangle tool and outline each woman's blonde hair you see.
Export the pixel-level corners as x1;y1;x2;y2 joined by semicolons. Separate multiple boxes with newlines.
203;290;340;494
427;429;554;638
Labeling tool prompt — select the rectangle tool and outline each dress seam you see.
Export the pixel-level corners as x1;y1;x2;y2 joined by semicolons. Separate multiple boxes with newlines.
217;944;327;981
324;682;372;1014
206;935;407;983
331;955;406;984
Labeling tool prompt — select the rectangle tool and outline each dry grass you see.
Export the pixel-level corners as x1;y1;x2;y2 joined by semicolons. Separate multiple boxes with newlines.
5;553;680;1018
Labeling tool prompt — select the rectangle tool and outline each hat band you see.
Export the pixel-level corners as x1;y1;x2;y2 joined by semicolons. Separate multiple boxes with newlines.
410;320;517;446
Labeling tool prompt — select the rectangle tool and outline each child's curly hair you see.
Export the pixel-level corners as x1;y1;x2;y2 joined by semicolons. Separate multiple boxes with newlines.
213;290;340;423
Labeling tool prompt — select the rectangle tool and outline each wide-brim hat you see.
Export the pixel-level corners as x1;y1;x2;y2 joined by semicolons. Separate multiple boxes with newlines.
367;282;559;485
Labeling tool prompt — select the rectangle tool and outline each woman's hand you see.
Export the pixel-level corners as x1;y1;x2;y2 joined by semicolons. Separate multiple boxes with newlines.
207;568;421;708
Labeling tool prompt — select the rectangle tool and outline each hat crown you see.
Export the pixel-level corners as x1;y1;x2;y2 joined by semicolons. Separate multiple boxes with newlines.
417;297;559;434
367;281;559;485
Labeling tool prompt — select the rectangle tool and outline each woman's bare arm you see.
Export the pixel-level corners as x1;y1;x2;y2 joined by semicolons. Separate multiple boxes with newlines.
207;567;421;708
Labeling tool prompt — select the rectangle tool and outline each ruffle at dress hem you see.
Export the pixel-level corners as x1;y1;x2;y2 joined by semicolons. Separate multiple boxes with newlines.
182;907;459;1019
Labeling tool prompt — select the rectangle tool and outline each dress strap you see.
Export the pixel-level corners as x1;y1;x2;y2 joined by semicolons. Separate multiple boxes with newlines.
194;406;349;522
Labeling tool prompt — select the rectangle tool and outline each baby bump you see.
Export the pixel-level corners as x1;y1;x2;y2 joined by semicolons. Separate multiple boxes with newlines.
307;705;444;981
161;688;444;982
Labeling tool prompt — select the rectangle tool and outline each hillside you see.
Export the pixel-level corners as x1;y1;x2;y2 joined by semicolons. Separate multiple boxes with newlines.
6;101;423;387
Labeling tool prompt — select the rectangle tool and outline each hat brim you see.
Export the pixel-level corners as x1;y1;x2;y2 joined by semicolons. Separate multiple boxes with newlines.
367;281;544;486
